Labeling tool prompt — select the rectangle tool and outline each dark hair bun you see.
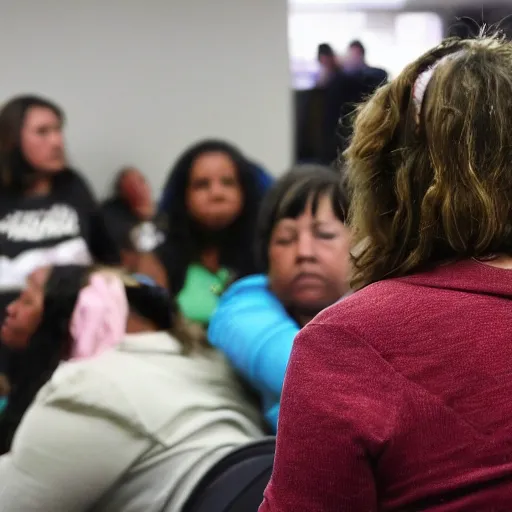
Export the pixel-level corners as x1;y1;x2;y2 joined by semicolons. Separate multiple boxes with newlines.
124;282;174;330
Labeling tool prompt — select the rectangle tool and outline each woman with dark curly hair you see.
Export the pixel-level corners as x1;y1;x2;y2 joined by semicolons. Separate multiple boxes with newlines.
260;35;512;511
158;140;266;326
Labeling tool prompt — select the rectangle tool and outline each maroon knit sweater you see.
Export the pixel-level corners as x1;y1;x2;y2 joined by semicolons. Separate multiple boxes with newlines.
260;260;512;511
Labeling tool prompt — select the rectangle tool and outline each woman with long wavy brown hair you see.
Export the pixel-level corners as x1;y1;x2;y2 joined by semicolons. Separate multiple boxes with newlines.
260;35;512;511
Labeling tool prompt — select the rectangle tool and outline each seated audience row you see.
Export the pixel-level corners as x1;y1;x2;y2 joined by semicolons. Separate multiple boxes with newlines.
0;165;342;510
100;140;273;327
0;95;271;442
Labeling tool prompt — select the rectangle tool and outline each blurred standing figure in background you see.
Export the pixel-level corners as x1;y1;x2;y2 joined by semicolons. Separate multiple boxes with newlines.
322;40;388;165
316;43;342;87
344;40;388;85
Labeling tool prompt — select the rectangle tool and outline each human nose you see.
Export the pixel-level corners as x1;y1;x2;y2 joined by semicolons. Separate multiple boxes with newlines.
210;181;226;199
5;300;17;317
296;231;316;262
50;128;64;148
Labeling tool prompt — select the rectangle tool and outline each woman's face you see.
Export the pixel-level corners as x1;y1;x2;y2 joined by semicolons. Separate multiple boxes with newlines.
21;106;66;172
268;195;350;322
119;168;152;209
1;267;50;349
186;151;243;230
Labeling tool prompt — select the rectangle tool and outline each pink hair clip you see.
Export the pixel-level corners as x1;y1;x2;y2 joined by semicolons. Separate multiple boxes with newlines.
412;51;464;126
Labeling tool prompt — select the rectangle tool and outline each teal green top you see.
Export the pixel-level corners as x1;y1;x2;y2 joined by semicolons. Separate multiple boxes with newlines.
177;264;231;325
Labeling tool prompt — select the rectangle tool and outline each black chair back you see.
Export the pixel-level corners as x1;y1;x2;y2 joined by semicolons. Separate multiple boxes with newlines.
181;437;275;512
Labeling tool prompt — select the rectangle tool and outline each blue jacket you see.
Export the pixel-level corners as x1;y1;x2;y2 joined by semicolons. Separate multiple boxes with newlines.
208;275;299;431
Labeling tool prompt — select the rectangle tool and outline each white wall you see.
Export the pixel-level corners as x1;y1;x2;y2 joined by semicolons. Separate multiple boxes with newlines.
0;0;292;197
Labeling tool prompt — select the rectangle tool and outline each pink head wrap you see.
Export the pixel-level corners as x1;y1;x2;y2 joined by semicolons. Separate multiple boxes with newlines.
69;273;129;360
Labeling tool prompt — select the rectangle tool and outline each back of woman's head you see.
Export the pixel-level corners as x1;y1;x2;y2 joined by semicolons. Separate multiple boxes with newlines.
43;265;205;355
41;265;90;351
0;95;64;192
256;165;348;272
345;35;512;290
46;268;174;338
